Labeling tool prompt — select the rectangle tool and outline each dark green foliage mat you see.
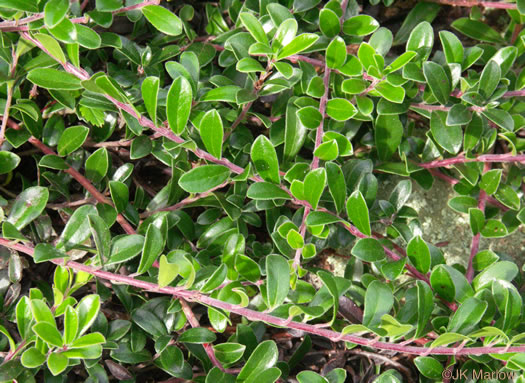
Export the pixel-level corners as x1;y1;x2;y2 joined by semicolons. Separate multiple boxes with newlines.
0;0;524;381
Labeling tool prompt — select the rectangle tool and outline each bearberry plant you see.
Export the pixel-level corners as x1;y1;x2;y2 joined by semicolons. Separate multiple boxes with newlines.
0;0;524;381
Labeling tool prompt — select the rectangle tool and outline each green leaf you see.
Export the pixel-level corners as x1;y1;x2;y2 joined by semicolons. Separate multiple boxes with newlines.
346;190;371;236
469;208;485;235
77;294;100;337
393;2;440;45
27;68;82;90
406;21;434;61
85;147;109;183
284;102;307;160
351;238;385;262
178;165;230;193
63;306;78;345
297;106;322;130
415;281;434;338
375;115;403;160
2;221;27;242
326;98;357;121
481;219;508;238
447;297;487;334
237;340;278;383
235;254;261;282
407;235;431;273
304;168;326;210
313;140;338;161
265;255;290;310
297;371;328;383
75;25;101;49
49;17;77;44
57;125;89;156
272;18;298;52
21;348;46;368
319;8;340;38
0;151;20;175
479;169;502;195
481;109;514;131
237;57;265;73
439;31;464;65
33;244;67;263
251;135;280;184
247;182;291;200
70;332;105;348
142;76;159;125
33;322;63;347
326;162;346;214
363;281;393;328
286;229;304;249
88;214;111;263
178;328;216;344
325;37;346;69
47;353;68;376
109;181;129;213
446;104;471;126
142;5;182;36
343;15;379;36
414;357;443;379
57;204;97;250
423;62;450;105
132;308;167;337
478;60;500;99
137;223;163;274
518;0;525;14
375;81;405;103
7;186;49;230
430;111;462;154
452;18;504;43
33;33;66;65
213;343;246;365
495;184;520;210
107;234;145;265
277;34;319;60
167;76;192;135
0;0;37;12
96;0;121;11
199;109;223;159
239;13;268;45
39;154;67;170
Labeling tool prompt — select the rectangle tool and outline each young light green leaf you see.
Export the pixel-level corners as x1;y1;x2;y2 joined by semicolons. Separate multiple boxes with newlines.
343;15;379;36
77;294;101;337
109;181;129;213
277;34;319;60
325;37;346;69
239;12;268;45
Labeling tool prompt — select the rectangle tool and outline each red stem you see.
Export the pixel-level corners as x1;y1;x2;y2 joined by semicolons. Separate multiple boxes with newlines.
419;154;525;169
2;239;523;356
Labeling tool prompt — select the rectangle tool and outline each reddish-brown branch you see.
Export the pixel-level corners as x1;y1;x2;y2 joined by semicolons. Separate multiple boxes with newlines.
2;238;523;356
0;0;161;31
426;0;516;9
419;153;525;169
466;163;490;282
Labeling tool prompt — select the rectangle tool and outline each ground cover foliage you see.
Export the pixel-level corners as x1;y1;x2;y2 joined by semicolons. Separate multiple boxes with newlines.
0;0;524;381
